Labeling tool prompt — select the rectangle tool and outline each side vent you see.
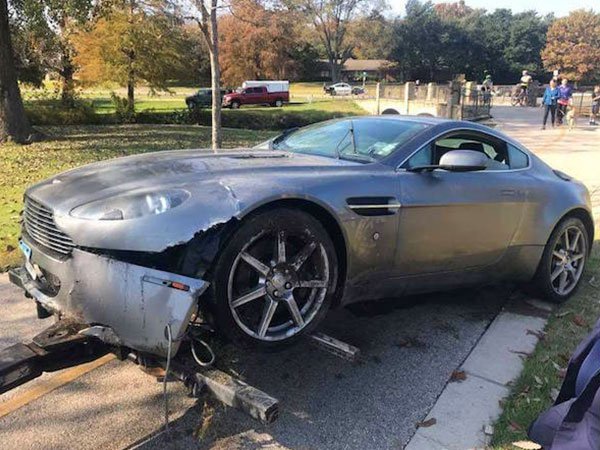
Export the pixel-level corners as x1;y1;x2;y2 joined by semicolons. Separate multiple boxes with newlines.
346;197;402;216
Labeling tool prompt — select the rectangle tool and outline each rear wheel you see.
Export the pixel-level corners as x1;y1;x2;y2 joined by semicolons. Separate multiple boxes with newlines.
209;208;338;349
275;99;283;107
530;217;589;303
231;101;240;109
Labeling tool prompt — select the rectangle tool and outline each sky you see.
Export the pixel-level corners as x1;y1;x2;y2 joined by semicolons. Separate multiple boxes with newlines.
388;0;598;17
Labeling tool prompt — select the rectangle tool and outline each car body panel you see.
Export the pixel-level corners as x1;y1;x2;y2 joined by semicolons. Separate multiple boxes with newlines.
13;238;207;357
12;116;594;356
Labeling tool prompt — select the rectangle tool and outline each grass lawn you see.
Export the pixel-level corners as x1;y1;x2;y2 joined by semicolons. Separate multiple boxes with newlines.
0;124;274;270
22;84;369;117
491;243;600;447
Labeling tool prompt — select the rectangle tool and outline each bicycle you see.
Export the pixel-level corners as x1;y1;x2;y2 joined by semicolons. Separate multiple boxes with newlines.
511;87;528;107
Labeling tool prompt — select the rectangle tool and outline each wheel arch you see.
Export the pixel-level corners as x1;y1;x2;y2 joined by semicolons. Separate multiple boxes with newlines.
559;207;595;255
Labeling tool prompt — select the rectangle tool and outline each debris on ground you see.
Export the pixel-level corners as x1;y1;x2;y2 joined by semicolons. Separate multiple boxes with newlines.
416;418;437;428
484;424;494;436
449;370;467;383
526;329;546;340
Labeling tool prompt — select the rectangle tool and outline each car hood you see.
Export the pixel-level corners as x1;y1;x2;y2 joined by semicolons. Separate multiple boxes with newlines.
26;149;357;213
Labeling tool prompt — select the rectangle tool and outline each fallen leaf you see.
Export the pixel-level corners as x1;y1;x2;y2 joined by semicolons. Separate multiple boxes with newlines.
550;388;560;402
5;244;15;252
416;418;437;428
573;315;586;327
484;424;494;435
555;310;572;318
551;361;561;371
512;441;542;449
590;276;599;288
558;368;568;379
450;370;467;383
534;375;543;385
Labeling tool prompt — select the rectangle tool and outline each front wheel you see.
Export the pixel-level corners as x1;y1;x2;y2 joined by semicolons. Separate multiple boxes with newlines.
231;101;240;109
529;217;589;303
209;208;338;349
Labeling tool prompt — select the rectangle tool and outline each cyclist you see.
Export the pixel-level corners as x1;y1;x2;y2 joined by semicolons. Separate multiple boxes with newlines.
519;70;533;104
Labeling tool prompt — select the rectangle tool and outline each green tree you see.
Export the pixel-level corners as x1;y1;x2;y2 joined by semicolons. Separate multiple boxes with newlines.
542;9;600;83
285;0;373;82
14;0;93;103
504;11;550;78
350;9;394;60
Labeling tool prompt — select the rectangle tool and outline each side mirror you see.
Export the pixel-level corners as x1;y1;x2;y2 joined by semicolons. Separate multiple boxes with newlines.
407;150;487;173
438;150;488;172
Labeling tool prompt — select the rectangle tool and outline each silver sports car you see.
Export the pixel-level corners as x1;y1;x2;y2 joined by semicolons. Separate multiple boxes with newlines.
10;116;594;357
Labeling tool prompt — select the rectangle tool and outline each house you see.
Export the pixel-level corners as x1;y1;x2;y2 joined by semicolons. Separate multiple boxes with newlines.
317;59;396;81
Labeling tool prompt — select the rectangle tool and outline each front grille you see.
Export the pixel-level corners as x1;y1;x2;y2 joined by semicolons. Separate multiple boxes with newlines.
23;196;75;256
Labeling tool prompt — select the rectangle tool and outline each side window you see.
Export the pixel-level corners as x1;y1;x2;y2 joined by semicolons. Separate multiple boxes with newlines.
508;144;529;169
402;132;512;171
404;145;433;169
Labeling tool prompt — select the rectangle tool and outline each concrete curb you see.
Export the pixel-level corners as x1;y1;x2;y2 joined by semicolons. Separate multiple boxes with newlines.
404;301;549;450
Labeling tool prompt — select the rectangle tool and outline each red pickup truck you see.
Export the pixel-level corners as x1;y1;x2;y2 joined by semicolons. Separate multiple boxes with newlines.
222;86;289;109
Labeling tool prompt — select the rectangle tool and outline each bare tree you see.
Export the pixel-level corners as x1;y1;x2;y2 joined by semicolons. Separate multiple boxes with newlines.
0;0;36;143
192;0;222;151
288;0;365;82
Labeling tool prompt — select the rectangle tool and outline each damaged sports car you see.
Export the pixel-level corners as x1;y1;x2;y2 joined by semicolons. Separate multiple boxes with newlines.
10;116;594;358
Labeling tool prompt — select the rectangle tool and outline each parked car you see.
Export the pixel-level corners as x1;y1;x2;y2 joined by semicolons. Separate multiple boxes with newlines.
11;116;594;358
223;81;289;108
324;83;365;96
185;88;226;109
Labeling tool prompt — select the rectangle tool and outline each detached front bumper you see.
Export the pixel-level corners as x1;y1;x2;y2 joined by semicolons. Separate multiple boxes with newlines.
9;237;209;358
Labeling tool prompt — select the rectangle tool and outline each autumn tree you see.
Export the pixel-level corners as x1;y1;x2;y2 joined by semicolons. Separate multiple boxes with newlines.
0;0;35;143
73;1;192;112
542;9;600;83
219;2;305;86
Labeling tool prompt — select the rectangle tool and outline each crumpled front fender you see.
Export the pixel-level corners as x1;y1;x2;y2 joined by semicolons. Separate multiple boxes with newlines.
10;240;208;357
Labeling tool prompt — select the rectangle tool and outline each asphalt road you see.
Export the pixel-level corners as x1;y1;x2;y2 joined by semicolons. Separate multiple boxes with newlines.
0;106;598;450
0;274;508;450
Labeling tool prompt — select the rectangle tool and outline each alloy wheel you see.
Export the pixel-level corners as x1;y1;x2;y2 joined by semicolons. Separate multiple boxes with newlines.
550;226;586;296
227;229;330;341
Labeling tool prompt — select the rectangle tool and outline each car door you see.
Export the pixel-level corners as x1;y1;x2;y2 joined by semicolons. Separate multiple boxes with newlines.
395;130;530;275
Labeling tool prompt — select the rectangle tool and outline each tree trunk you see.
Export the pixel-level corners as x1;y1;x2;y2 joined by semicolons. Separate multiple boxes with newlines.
60;64;75;106
0;0;35;144
127;68;135;113
328;58;339;82
209;0;222;151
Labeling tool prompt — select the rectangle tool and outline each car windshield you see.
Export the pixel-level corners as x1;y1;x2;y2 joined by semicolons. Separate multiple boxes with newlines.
268;118;429;162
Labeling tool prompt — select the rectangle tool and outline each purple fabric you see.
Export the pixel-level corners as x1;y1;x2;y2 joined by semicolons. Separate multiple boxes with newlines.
528;319;600;449
558;85;573;100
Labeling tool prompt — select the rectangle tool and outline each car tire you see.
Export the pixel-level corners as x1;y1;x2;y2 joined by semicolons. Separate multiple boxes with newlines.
231;101;240;109
209;208;338;350
529;217;589;303
275;99;283;107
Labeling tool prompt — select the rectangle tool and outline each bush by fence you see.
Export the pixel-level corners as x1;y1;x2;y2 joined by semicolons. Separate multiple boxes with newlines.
26;103;359;130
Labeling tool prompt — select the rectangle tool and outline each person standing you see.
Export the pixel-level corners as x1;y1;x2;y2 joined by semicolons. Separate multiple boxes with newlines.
590;86;600;126
541;79;559;130
557;78;573;125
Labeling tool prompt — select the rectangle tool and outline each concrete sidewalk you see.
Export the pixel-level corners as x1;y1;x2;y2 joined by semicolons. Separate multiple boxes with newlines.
405;297;550;450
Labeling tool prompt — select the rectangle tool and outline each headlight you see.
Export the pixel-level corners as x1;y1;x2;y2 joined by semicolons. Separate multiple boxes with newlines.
70;189;190;220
